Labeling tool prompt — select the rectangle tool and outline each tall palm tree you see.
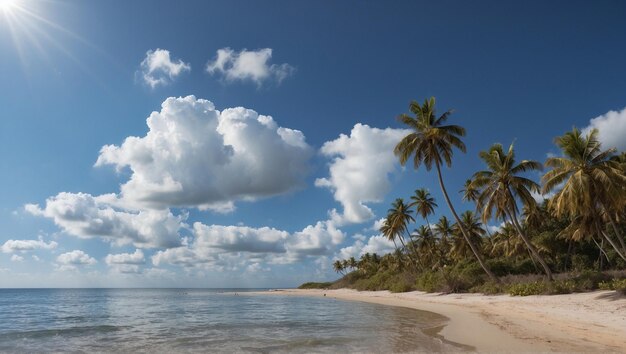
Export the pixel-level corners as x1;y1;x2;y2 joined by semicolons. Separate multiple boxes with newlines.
489;223;528;260
460;179;480;205
414;225;437;268
449;211;483;261
472;143;553;280
333;260;345;275
542;128;626;260
386;198;422;270
410;188;438;231
394;97;497;281
433;216;453;266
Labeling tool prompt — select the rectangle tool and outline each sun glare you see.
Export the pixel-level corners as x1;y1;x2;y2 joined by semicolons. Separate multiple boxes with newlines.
0;0;18;12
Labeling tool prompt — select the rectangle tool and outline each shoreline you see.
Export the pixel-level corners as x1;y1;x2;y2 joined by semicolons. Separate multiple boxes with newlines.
250;288;626;352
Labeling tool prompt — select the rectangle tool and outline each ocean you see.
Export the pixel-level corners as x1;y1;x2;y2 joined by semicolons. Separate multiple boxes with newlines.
0;288;461;353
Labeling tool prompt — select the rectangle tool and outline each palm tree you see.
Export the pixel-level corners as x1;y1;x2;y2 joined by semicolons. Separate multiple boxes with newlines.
386;198;422;270
451;211;485;261
410;188;438;230
433;216;453;266
472;143;553;280
394;97;497;281
348;256;358;271
542;128;626;260
460;179;480;205
333;260;345;275
414;225;437;268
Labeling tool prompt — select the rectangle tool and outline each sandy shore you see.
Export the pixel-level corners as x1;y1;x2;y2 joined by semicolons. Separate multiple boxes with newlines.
250;288;626;353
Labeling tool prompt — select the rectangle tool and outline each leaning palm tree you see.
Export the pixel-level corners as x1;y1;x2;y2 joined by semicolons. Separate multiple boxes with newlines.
542;128;626;260
394;97;497;281
472;143;553;280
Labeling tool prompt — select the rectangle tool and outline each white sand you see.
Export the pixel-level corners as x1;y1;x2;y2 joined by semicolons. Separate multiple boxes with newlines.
252;289;626;352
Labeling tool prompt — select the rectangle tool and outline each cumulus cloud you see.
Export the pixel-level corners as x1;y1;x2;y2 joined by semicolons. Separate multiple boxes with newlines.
582;106;626;151
206;48;294;85
316;124;409;225
152;220;344;269
95;95;312;212
56;250;97;271
105;249;145;265
139;48;190;88
104;249;146;274
10;254;24;262
26;192;184;248
337;235;395;260
1;237;58;253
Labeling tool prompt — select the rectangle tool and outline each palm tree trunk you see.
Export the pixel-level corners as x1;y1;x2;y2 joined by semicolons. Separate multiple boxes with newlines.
604;210;626;256
398;233;423;271
507;209;553;281
434;160;498;282
596;223;626;261
593;237;607;270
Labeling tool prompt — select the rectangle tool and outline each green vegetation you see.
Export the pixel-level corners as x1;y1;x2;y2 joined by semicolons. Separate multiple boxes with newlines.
298;282;334;289
317;97;626;296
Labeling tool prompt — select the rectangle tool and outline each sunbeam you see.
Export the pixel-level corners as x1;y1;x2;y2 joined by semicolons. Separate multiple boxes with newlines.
0;0;111;88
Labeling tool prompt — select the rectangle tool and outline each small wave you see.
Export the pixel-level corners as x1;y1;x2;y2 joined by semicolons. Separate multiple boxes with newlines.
0;325;130;340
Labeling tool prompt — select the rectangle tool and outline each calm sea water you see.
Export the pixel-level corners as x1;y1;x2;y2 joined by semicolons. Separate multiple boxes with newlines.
0;289;462;353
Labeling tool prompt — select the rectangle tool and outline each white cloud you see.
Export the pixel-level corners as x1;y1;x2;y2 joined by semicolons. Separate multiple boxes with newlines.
32;255;41;262
139;48;190;88
206;48;294;85
316;124;409;225
337;235;395;260
487;222;506;234
26;192;184;248
152;220;344;269
1;237;58;253
56;250;97;271
370;218;386;232
105;249;145;265
10;254;24;262
95;96;312;212
582;106;626;151
531;190;555;203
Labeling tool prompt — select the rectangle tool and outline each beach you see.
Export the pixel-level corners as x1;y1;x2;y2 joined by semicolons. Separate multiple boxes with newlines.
254;289;626;352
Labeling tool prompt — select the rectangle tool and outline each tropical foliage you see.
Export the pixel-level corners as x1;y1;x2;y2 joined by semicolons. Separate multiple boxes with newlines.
320;97;626;295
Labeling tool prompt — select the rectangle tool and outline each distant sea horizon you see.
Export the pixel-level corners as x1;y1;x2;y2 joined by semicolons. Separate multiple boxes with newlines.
0;288;458;352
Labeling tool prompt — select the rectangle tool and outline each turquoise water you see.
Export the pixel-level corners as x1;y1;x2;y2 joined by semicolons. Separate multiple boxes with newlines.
0;289;460;353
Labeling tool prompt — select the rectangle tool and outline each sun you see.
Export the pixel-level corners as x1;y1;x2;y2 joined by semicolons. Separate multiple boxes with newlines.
0;0;18;12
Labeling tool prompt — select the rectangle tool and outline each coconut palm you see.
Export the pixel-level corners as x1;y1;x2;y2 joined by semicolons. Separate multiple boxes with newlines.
394;97;497;281
409;188;438;231
460;179;480;205
542;128;626;260
386;198;422;270
433;216;453;266
333;260;345;275
471;143;553;280
413;225;437;268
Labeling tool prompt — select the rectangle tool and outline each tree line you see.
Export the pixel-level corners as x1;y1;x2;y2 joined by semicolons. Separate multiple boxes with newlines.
332;97;626;290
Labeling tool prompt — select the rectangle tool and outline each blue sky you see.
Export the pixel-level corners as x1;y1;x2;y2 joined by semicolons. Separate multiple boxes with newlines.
1;0;625;287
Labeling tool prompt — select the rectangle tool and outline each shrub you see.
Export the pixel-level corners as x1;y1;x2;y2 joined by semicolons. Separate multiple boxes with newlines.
570;254;593;272
599;278;626;294
485;259;516;276
415;271;444;292
507;281;549;296
470;281;505;295
298;282;334;289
